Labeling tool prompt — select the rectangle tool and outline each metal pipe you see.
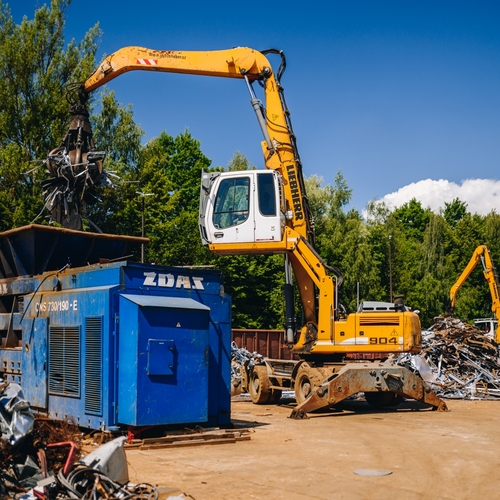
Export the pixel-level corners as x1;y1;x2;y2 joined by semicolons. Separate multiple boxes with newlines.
243;75;274;152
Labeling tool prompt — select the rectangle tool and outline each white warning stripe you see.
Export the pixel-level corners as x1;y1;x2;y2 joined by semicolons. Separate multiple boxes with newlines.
136;59;158;66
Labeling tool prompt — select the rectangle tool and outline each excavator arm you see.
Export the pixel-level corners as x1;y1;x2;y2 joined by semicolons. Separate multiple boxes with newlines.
78;46;325;342
450;245;500;343
81;47;314;238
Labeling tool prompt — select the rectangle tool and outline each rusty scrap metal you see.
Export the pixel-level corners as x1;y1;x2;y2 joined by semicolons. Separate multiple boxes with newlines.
230;342;263;396
41;103;114;231
398;316;500;399
0;383;159;499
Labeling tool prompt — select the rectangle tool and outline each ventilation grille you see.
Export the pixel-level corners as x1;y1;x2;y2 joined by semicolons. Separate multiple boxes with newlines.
85;317;103;415
359;316;400;326
49;326;80;397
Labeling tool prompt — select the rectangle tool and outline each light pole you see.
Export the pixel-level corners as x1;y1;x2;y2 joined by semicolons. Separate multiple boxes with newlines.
137;192;153;263
388;234;393;302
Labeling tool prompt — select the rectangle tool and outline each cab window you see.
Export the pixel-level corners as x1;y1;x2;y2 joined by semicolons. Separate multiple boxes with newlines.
213;177;250;229
257;173;276;216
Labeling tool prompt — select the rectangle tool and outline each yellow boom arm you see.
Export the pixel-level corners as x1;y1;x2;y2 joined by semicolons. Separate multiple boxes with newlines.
82;47;313;238
450;244;500;343
81;45;327;340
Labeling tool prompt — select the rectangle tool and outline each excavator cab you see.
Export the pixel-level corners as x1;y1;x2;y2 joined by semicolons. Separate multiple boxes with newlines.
199;170;285;246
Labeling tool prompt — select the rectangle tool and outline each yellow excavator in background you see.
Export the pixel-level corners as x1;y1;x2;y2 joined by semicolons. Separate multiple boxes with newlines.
51;45;446;416
449;245;500;344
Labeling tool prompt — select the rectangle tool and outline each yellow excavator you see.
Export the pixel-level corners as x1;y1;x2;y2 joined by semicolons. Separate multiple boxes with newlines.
449;245;500;344
52;45;446;416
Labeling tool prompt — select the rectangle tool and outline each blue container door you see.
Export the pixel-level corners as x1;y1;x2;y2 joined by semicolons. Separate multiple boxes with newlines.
21;317;48;409
118;295;210;426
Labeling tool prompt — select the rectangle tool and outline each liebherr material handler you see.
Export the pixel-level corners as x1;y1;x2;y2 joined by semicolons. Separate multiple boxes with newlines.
60;45;446;417
450;244;500;344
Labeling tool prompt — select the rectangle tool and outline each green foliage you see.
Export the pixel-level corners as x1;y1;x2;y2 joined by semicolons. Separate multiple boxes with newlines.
135;131;212;266
91;90;144;168
216;254;285;329
85;90;145;235
0;0;100;156
392;198;431;240
443;198;468;228
227;150;255;171
0;0;100;227
0;143;39;229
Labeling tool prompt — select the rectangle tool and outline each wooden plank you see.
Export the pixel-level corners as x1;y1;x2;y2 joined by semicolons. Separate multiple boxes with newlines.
135;435;251;450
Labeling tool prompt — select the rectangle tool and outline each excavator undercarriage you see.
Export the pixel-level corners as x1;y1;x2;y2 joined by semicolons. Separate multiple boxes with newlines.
242;357;448;418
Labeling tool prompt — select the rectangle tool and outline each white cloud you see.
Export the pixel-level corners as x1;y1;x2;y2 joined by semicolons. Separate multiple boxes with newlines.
378;179;500;216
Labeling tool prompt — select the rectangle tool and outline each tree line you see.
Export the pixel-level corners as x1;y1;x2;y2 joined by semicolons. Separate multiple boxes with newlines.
1;0;498;329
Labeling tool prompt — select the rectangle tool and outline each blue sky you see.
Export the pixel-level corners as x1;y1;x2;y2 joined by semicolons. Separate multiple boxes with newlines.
11;1;500;214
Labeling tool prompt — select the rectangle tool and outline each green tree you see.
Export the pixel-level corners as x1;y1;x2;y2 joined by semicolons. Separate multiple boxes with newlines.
443;198;468;228
310;171;383;311
392;198;431;240
0;0;100;227
227;150;255;171
134;131;212;266
218;254;285;329
84;90;145;235
409;213;455;324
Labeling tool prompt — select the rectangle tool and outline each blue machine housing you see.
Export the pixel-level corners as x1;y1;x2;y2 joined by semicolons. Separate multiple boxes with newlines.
0;260;232;430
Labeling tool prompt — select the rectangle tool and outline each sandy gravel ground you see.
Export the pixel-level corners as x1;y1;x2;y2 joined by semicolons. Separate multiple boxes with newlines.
126;395;500;499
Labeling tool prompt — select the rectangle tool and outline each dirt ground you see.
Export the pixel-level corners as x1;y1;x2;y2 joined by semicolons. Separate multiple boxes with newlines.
126;395;500;500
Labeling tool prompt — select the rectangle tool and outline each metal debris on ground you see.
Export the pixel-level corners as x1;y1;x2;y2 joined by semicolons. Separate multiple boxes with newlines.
230;342;262;396
398;316;500;399
0;382;34;447
0;380;159;499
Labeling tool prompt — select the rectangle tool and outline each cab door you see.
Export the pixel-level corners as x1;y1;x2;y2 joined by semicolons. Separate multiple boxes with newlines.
210;174;254;244
253;172;283;243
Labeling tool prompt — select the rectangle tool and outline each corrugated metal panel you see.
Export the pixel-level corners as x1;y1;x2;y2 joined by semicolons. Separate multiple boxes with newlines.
232;329;298;360
48;326;80;397
85;317;102;415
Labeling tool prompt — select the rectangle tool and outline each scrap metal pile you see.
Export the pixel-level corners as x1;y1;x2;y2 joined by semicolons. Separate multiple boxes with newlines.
398;317;500;399
0;381;158;499
41;102;115;231
230;342;263;396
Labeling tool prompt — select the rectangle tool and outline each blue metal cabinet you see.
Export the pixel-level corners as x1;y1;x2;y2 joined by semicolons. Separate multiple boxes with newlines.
118;294;210;426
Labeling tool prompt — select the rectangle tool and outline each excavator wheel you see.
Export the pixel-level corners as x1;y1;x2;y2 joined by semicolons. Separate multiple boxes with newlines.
364;391;403;409
268;389;282;403
248;365;272;404
294;365;322;405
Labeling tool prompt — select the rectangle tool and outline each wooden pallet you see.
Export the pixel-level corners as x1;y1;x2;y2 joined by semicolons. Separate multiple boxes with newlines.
125;429;252;450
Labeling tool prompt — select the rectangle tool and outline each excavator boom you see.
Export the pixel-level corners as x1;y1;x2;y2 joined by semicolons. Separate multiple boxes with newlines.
81;46;320;334
81;46;314;240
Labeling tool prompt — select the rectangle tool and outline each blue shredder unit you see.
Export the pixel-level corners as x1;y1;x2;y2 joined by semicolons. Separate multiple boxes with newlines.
0;225;232;430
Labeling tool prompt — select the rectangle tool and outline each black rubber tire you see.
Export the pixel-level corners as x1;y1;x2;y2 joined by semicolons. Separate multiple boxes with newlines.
364;392;402;408
248;365;272;404
294;368;315;405
269;389;283;403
